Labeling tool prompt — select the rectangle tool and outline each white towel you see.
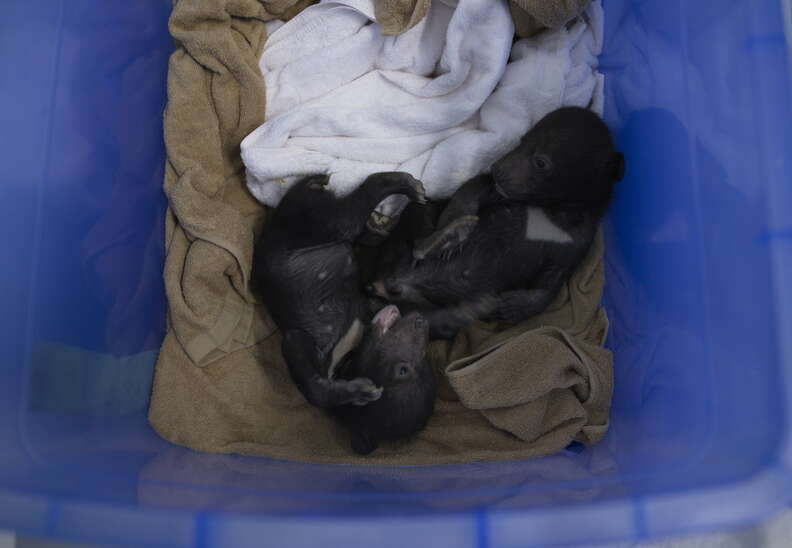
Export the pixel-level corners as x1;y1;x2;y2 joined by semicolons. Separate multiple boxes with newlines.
241;0;604;216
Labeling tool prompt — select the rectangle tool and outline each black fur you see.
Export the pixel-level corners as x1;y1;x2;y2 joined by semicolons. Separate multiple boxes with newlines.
370;107;625;336
251;172;436;454
333;308;436;455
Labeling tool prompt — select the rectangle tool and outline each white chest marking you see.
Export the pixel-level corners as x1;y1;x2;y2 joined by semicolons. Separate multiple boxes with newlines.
525;207;574;244
328;318;364;378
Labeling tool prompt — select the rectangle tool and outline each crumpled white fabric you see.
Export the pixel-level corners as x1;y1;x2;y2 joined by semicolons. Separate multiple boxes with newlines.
241;0;604;215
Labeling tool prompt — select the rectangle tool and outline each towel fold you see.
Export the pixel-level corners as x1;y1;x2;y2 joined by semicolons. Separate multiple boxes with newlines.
510;0;592;38
374;0;431;35
241;0;603;216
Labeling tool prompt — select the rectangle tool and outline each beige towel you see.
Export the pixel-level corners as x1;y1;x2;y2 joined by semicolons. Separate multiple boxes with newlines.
510;0;591;37
160;0;302;368
149;0;613;465
374;0;431;35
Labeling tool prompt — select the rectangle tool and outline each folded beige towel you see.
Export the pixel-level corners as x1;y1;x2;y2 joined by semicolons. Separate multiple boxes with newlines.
374;0;431;35
149;0;613;465
510;0;592;37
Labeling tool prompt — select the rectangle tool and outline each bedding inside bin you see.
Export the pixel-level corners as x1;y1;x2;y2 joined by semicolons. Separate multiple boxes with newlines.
147;0;614;465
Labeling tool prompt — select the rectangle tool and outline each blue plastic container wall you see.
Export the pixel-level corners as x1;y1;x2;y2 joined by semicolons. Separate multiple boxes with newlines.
1;0;791;547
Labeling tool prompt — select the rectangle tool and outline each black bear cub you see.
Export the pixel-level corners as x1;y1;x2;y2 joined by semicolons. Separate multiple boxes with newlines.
252;172;436;455
371;107;625;337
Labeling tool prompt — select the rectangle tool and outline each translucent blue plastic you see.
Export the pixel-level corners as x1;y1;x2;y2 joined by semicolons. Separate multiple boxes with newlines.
1;0;791;546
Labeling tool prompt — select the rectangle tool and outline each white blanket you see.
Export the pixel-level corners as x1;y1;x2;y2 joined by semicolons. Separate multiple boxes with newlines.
241;0;604;216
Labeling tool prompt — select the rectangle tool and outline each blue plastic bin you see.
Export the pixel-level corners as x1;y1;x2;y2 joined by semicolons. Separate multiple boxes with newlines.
2;0;792;546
